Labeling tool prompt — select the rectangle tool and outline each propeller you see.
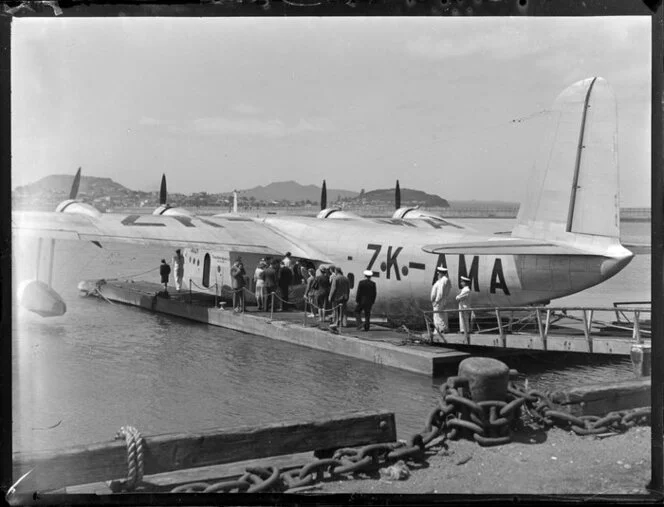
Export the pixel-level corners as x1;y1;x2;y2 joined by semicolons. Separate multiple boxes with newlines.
321;180;327;210
159;173;168;206
69;167;82;200
395;180;401;210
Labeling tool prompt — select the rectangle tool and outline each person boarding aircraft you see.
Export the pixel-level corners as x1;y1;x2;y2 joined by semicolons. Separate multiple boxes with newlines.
14;78;634;323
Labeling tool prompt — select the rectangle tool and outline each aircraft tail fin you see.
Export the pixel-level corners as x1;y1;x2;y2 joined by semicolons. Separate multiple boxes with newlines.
512;77;622;248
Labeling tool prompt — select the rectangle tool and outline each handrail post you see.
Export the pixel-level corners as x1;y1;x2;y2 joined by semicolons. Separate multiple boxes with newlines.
543;309;551;351
581;310;593;353
270;292;274;321
189;278;192;304
535;308;544;342
425;312;433;343
495;308;505;348
634;310;642;344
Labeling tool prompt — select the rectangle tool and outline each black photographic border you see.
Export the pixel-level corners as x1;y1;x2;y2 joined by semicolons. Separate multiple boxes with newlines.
0;0;661;504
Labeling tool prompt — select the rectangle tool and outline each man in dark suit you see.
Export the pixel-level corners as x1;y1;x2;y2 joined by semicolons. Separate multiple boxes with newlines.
355;270;377;331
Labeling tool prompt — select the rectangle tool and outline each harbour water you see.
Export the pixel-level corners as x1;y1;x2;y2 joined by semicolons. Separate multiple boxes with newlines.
12;219;650;454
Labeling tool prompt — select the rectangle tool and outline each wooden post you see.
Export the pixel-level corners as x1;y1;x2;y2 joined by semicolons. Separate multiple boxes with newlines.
13;410;396;493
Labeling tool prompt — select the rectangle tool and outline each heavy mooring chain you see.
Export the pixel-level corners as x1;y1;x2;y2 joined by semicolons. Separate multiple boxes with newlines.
508;381;651;435
168;439;428;494
422;376;525;447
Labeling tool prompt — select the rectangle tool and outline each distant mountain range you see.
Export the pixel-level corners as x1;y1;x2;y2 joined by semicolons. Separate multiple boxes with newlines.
239;180;357;203
14;175;452;206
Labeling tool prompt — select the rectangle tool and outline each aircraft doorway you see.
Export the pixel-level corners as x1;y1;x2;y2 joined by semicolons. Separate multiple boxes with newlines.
202;253;211;288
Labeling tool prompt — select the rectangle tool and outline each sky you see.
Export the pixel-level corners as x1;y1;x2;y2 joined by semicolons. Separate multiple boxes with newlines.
12;16;651;206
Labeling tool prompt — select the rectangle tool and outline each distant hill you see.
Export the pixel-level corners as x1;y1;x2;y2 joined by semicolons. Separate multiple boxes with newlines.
239;180;358;203
15;174;134;196
350;187;449;208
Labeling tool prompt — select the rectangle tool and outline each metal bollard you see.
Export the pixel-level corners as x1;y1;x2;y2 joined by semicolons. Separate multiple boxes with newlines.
457;357;510;402
630;343;652;378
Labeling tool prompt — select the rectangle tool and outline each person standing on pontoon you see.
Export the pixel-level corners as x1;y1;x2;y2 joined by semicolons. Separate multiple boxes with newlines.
253;259;267;311
456;276;472;336
231;257;246;312
172;249;185;292
431;266;451;336
159;259;171;293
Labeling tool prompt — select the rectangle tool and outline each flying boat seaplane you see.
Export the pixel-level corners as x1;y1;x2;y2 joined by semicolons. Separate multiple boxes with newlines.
14;77;634;323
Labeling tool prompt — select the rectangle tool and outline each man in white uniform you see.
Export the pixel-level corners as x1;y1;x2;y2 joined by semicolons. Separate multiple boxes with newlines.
456;276;472;336
172;249;185;292
430;266;451;336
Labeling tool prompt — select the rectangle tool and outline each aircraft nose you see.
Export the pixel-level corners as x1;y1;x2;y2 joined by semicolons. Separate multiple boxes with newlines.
600;249;634;279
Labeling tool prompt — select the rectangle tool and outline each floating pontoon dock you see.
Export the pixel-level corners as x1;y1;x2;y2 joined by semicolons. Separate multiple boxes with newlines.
83;279;470;376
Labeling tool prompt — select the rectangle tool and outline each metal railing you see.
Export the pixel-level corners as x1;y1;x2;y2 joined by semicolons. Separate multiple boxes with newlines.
422;305;652;349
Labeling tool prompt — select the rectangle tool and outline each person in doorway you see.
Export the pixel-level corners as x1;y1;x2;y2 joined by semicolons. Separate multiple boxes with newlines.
329;267;350;329
456;276;472;336
172;249;185;292
231;257;246;312
355;270;376;331
159;259;171;292
431;266;451;336
254;260;267;311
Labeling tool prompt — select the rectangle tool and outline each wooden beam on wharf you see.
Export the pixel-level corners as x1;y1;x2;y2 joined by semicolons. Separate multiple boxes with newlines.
64;451;314;494
13;409;395;493
549;379;651;417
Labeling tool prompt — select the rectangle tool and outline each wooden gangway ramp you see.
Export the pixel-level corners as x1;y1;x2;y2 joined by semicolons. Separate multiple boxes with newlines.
424;305;651;355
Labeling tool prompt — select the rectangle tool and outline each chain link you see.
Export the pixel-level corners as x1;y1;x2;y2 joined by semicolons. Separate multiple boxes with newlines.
161;373;652;494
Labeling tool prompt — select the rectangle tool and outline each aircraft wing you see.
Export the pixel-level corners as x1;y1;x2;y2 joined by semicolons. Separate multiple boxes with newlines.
12;211;332;261
421;238;592;256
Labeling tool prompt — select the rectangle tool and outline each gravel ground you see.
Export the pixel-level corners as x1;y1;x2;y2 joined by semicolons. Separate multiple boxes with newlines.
308;426;654;497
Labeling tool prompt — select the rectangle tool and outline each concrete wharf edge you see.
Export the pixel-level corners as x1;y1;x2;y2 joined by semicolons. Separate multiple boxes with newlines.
91;280;469;376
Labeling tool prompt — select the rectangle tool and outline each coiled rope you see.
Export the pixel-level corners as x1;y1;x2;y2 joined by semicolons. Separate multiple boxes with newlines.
108;425;144;492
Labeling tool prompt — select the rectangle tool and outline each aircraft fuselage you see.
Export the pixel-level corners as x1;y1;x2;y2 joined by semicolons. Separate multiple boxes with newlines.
180;215;631;319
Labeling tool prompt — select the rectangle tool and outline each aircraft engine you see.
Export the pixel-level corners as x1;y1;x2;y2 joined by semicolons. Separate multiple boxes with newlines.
152;204;195;217
152;174;195;217
55;199;103;218
54;167;102;218
17;279;67;317
392;206;439;220
317;208;362;219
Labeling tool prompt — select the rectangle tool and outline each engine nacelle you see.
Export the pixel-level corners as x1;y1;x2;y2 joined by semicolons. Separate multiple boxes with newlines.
317;208;361;219
55;199;103;218
153;205;195;217
392;206;435;220
18;279;67;317
392;207;469;230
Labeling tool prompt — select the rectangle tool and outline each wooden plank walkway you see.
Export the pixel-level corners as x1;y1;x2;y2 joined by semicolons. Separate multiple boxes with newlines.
85;279;469;376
